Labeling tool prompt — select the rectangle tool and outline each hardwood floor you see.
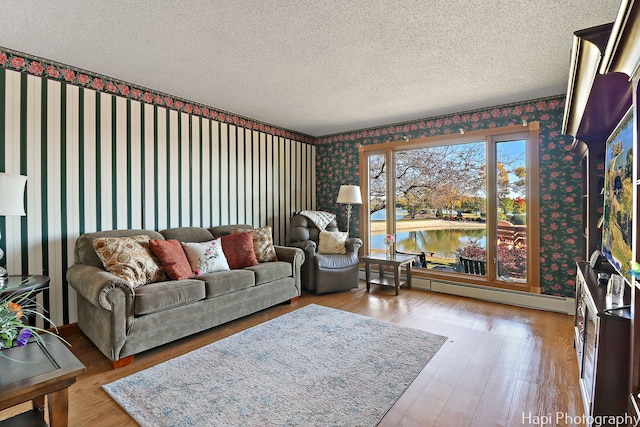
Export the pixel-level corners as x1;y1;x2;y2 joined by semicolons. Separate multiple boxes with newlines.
0;282;583;426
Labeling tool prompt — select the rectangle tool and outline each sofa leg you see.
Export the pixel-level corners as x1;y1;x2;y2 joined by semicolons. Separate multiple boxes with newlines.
286;296;299;304
112;355;135;369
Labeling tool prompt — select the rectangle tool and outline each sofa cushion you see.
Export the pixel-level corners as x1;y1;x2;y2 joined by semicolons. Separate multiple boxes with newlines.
149;239;193;280
220;232;259;269
182;239;230;275
160;227;214;243
198;269;255;298
134;279;205;316
245;261;292;285
318;230;347;254
93;235;165;287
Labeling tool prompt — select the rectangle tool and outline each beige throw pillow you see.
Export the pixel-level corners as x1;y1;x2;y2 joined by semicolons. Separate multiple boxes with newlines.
318;230;347;254
231;226;278;262
93;235;165;287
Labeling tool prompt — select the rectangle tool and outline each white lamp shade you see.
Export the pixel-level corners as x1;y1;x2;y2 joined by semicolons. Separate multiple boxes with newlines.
0;173;27;216
337;185;362;205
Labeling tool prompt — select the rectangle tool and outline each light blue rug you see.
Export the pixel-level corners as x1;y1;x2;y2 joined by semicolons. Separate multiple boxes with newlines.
103;304;447;426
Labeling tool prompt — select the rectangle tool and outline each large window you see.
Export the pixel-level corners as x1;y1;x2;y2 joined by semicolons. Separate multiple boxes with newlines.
360;124;540;292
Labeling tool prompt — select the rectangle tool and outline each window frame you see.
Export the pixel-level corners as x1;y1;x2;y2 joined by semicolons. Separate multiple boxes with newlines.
358;123;540;293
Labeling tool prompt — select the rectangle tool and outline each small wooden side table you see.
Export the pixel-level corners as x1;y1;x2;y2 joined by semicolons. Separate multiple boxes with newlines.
0;334;85;427
360;253;415;295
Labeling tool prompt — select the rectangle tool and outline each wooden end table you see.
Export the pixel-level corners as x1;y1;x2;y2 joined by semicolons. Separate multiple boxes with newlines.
360;253;415;295
0;334;85;427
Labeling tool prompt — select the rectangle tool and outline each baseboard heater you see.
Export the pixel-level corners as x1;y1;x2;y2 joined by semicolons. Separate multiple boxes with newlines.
358;269;575;315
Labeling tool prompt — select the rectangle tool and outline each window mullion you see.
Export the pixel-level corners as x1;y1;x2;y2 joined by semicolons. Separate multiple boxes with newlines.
386;149;395;244
486;137;498;281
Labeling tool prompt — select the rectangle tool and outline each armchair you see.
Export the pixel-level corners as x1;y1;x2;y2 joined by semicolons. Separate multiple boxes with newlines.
287;213;362;294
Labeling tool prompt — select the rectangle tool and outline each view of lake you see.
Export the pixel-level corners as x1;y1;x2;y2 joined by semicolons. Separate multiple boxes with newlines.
370;209;486;258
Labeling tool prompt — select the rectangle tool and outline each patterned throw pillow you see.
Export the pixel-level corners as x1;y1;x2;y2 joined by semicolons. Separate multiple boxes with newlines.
93;235;165;287
149;239;193;280
231;226;277;262
220;232;259;269
318;230;347;254
182;239;230;275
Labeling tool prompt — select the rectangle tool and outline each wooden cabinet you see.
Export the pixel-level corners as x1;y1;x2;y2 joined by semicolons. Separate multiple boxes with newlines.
564;4;640;421
596;2;640;415
575;263;631;424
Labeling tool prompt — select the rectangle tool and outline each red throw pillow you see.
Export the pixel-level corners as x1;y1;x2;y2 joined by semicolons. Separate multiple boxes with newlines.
220;232;259;269
149;239;193;280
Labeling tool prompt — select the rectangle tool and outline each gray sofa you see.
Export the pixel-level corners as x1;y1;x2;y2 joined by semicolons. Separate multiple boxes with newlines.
66;225;304;368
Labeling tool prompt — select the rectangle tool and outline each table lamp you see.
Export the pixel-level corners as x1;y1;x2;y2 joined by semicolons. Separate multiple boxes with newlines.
336;185;362;236
0;173;27;279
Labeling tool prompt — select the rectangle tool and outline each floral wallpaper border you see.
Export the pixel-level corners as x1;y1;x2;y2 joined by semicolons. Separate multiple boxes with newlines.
316;98;562;145
0;46;315;144
315;96;581;297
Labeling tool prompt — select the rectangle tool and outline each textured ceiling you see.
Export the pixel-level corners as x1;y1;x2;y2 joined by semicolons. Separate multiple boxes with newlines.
0;0;621;136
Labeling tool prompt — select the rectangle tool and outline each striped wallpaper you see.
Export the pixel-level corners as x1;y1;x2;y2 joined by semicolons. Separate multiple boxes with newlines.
0;68;315;327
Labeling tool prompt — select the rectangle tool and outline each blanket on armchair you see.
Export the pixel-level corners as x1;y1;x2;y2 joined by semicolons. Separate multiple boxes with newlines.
297;210;336;230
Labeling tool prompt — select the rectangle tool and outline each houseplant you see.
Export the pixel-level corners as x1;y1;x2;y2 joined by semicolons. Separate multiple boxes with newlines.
0;286;65;353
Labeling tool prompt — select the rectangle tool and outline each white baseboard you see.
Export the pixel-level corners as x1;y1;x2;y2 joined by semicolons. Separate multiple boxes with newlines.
359;270;575;315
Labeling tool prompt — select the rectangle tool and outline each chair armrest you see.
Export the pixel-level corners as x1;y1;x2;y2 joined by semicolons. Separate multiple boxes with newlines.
346;238;363;255
66;264;135;311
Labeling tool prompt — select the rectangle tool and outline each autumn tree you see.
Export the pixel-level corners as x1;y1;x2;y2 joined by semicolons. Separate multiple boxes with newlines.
368;141;524;218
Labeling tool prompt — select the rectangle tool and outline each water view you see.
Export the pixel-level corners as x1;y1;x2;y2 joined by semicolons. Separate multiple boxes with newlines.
370;208;526;280
371;228;486;259
370;209;487;259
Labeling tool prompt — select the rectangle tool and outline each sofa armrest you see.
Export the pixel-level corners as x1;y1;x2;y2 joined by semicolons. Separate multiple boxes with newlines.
345;237;363;255
66;264;135;312
274;245;305;294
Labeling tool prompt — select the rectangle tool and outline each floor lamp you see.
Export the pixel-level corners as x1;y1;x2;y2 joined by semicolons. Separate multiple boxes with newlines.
336;185;362;237
0;173;27;281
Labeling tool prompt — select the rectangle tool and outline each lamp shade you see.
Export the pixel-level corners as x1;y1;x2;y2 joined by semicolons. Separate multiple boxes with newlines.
0;173;27;216
336;185;362;205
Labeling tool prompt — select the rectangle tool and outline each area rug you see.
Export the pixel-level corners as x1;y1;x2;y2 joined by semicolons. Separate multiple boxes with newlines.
103;304;447;427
